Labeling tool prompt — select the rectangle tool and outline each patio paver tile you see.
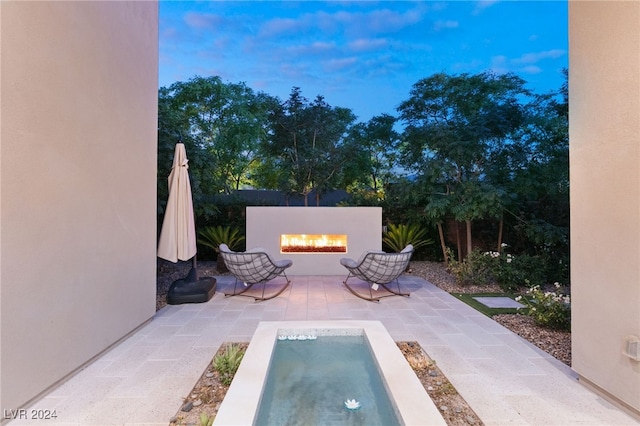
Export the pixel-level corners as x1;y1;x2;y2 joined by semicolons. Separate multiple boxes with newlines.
11;275;638;426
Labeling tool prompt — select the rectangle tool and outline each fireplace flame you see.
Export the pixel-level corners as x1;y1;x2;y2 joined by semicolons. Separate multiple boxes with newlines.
281;234;347;253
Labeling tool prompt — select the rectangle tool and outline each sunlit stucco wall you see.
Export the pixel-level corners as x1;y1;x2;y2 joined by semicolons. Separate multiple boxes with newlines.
0;1;158;411
569;1;640;415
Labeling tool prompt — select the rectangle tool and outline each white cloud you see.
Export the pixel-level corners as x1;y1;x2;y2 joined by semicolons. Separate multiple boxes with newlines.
287;41;337;56
323;57;358;72
360;54;409;77
348;38;388;52
490;50;565;76
472;0;499;16
258;4;428;40
489;55;509;74
183;12;224;30
160;26;179;42
433;20;459;32
519;65;542;75
513;50;566;65
364;7;424;33
279;62;313;80
259;17;307;38
451;59;484;73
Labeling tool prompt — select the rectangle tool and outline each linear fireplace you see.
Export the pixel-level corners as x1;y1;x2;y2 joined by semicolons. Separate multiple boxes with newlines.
280;234;347;253
246;207;382;275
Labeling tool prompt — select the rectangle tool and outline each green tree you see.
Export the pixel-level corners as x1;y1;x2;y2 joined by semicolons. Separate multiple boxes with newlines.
158;85;218;218
264;87;310;203
160;76;276;195
347;114;401;195
397;72;530;258
264;87;357;205
489;70;569;274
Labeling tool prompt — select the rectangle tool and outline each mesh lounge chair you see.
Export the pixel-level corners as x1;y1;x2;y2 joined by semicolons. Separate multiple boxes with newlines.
218;243;292;301
340;244;414;302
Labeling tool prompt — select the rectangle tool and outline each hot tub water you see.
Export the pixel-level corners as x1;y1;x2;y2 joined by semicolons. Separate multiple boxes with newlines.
255;335;399;425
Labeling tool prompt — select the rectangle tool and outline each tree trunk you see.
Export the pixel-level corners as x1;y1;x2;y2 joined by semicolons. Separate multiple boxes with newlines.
497;215;504;252
455;222;462;261
466;219;472;257
437;222;448;267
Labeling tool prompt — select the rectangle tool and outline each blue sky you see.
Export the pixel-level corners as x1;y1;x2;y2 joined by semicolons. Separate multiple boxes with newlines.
159;1;568;122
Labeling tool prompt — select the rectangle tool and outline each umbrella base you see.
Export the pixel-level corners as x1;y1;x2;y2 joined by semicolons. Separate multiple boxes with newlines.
167;277;216;305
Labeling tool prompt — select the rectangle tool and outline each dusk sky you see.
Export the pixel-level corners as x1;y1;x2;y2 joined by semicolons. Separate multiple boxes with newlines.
159;1;568;122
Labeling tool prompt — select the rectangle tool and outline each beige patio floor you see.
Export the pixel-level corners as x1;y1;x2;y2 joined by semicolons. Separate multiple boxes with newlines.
9;275;638;425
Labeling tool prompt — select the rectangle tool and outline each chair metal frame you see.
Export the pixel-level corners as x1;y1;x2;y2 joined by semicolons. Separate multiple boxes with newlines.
340;245;414;302
218;244;292;302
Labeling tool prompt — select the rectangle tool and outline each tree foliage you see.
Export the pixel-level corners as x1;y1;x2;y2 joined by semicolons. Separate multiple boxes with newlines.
158;84;218;218
158;71;569;284
158;76;278;218
348;113;401;194
397;72;530;257
263;87;358;205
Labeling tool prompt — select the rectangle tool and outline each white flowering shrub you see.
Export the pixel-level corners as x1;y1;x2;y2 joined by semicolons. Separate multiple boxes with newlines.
447;248;495;286
493;250;548;291
516;283;571;331
448;246;548;291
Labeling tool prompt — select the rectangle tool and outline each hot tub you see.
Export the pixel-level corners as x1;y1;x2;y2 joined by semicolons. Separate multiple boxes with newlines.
213;320;446;425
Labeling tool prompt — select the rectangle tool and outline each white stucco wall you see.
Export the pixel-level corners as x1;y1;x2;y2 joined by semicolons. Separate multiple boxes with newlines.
569;1;640;415
0;1;158;411
246;207;382;275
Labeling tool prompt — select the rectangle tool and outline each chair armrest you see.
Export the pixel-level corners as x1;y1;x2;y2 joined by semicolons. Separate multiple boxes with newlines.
273;259;293;269
340;258;358;269
248;248;291;269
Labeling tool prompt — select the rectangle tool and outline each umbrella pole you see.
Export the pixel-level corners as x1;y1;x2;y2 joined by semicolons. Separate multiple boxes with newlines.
192;255;198;279
185;255;199;282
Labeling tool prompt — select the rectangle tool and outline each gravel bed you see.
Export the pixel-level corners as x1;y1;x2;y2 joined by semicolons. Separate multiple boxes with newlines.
410;260;571;366
492;314;571;366
409;260;503;294
156;259;218;311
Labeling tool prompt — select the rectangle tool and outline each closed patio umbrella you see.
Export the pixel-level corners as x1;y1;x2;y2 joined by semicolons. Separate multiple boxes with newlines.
158;142;215;304
158;142;197;264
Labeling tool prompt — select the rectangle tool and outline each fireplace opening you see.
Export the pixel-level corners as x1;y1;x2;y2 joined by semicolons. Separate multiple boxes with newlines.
280;234;347;253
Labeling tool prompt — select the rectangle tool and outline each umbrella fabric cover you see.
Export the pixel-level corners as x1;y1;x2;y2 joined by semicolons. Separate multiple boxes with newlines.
157;143;197;263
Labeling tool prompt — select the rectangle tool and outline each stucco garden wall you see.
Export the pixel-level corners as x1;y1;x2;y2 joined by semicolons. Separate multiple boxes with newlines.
0;1;158;412
246;207;382;275
569;1;640;416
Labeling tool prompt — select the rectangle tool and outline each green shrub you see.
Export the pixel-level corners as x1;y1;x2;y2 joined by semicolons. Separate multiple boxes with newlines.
383;223;433;253
488;251;519;291
448;246;551;291
213;343;245;386
516;283;571;331
199;413;214;426
494;252;548;291
447;248;495;286
198;225;245;252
